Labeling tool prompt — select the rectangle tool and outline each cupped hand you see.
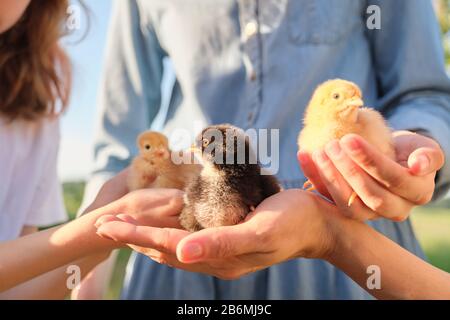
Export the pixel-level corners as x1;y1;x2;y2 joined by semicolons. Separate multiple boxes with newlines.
96;188;185;230
95;189;337;280
88;169;131;210
82;168;183;229
298;131;444;221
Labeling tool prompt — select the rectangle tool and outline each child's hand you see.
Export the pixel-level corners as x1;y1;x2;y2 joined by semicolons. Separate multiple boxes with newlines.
298;131;444;221
94;188;185;233
81;168;184;251
82;169;131;214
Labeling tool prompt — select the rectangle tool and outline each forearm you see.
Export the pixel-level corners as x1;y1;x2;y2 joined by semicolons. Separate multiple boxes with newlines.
0;253;109;299
0;203;120;292
326;215;450;299
71;250;119;300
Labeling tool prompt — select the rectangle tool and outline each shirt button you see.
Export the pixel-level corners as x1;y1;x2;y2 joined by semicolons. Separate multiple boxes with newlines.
247;112;254;122
244;21;258;38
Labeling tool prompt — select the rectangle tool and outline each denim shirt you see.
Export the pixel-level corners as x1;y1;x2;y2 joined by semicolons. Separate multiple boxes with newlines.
91;0;450;299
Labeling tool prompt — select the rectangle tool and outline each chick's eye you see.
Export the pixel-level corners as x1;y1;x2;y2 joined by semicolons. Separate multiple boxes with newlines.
145;144;151;150
332;93;340;100
202;139;209;147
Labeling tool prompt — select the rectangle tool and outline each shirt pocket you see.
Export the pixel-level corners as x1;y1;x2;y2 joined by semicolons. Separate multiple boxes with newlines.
287;0;363;45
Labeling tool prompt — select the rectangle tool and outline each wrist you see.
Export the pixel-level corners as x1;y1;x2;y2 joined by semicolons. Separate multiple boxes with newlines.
53;204;124;256
322;213;344;263
293;193;340;261
83;204;126;252
82;195;126;217
322;209;367;266
316;204;341;261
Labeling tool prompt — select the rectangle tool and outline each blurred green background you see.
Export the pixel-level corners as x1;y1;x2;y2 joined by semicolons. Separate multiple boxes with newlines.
63;182;450;300
435;0;450;63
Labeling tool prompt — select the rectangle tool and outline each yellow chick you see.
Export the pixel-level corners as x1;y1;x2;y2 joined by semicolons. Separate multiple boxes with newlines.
298;79;395;206
127;131;200;191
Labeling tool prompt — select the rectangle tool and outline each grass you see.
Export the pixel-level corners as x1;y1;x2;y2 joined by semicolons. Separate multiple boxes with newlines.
63;181;85;220
63;182;450;299
105;249;131;300
411;207;450;273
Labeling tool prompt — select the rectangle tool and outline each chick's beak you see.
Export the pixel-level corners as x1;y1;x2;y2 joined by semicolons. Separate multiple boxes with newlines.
346;97;364;109
155;148;170;159
188;144;204;165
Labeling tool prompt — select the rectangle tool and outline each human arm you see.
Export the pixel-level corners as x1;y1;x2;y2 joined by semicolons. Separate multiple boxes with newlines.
70;252;118;300
0;186;183;293
327;211;450;300
0;171;130;298
0;254;108;299
0;222;109;298
95;189;450;299
0;204;118;292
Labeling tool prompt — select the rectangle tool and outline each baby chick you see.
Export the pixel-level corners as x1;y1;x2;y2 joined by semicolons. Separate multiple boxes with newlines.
127;131;200;191
298;79;395;206
179;124;281;232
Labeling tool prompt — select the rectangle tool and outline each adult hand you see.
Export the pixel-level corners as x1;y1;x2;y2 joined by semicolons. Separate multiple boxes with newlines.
298;131;444;221
95;189;337;280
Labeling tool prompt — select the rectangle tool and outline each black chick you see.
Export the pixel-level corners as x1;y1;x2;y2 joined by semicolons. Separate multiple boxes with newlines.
179;124;281;232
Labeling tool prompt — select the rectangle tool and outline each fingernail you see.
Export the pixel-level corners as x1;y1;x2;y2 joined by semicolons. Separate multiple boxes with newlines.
94;220;103;228
180;242;203;261
116;214;134;223
417;154;430;172
313;150;328;164
96;230;117;242
94;215;114;228
343;136;360;151
326;141;341;157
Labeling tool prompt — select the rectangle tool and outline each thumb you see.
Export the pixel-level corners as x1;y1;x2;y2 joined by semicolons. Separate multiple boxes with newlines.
176;223;260;263
408;147;444;176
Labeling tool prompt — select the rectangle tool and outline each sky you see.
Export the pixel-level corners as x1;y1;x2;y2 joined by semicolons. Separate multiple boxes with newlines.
59;1;174;181
58;0;112;181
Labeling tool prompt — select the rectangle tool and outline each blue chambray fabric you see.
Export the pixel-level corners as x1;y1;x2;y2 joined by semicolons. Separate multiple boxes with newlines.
91;0;450;299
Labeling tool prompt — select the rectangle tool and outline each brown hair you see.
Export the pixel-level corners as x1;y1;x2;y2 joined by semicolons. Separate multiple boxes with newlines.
0;0;71;121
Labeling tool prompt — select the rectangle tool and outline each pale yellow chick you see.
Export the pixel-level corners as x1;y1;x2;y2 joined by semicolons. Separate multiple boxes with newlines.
298;79;395;205
127;131;200;191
